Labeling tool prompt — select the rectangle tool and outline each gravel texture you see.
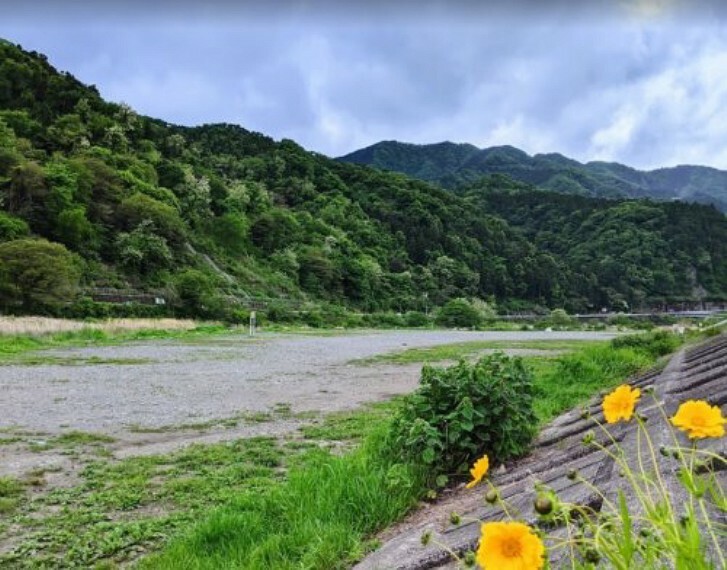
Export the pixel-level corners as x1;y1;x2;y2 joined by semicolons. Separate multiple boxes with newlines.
1;330;616;435
0;329;617;478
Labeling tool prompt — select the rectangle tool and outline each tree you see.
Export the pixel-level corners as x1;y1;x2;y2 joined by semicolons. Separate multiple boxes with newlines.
435;298;482;328
118;193;186;246
0;239;80;311
173;269;221;318
115;220;173;274
0;211;29;242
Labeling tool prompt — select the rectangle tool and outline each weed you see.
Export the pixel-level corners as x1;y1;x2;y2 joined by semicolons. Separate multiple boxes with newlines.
356;339;602;365
0;476;25;514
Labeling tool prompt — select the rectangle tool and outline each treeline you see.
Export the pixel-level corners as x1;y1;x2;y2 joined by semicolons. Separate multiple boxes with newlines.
339;140;727;212
459;177;727;311
0;39;725;319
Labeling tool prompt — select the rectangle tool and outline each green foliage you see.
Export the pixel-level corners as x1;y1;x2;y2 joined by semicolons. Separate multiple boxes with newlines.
118;193;186;246
388;353;538;479
0;40;725;321
529;334;682;421
548;308;574;327
340;140;727;211
115;220;173;274
404;311;430;327
143;430;423;570
0;211;29;241
173;269;222;318
610;330;682;358
0;238;80;311
435;298;482;328
209;212;249;255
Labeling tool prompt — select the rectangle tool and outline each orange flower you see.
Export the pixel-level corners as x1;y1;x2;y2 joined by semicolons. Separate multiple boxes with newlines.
671;400;726;439
602;384;641;424
465;455;489;489
477;521;545;569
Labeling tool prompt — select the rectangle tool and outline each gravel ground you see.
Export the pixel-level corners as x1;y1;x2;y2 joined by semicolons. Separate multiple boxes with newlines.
0;329;616;476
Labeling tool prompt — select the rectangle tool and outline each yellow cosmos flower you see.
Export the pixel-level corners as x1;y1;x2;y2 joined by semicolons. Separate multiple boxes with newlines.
670;400;726;439
602;384;641;424
465;455;489;489
477;521;545;570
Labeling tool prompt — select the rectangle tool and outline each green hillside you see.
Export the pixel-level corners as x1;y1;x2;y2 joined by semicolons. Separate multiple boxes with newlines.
339;141;727;212
0;39;726;318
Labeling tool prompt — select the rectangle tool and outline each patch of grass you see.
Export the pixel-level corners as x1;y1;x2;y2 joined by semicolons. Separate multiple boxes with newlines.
356;339;603;365
141;429;424;570
530;337;677;425
300;400;400;444
0;324;233;365
128;409;280;434
0;437;286;567
54;431;116;446
0;436;22;445
0;476;25;514
4;355;156;366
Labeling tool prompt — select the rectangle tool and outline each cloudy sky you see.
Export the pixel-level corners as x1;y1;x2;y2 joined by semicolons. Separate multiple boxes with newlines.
3;0;727;169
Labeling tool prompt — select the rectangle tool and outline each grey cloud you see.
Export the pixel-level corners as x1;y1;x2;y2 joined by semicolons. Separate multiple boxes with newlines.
2;2;727;169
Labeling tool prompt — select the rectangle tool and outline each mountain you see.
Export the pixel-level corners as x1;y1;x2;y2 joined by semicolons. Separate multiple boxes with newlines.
0;39;725;318
338;141;727;212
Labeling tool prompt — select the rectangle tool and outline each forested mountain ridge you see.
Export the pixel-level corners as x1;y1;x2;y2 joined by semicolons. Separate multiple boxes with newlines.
338;140;727;212
0;39;725;318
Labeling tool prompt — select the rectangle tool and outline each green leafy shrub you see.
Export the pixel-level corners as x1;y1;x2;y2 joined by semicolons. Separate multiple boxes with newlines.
404;311;430;327
264;301;296;323
361;311;405;328
435;298;481;328
547;308;573;328
610;330;681;357
387;353;537;481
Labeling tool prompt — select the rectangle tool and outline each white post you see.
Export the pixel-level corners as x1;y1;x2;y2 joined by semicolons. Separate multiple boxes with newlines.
249;311;256;337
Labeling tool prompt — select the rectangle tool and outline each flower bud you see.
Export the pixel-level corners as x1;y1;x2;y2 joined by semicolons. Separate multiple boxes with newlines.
449;512;461;525
534;495;554;515
566;469;578;481
582;431;595;445
420;530;432;546
485;489;499;504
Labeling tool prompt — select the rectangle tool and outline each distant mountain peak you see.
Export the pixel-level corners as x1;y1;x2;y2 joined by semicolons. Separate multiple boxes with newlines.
338;140;727;212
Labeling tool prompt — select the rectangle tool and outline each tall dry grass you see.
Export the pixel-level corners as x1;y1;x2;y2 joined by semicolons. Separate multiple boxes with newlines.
0;317;198;337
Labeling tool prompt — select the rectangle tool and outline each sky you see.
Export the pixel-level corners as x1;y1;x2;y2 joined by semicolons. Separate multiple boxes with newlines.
3;0;727;170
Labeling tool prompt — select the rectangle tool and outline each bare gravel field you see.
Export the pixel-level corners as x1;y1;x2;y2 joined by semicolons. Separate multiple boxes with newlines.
0;329;616;477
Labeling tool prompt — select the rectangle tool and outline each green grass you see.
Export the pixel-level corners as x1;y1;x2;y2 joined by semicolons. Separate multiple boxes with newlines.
530;345;654;424
2;355;156;366
0;324;232;365
0;437;286;567
355;339;603;365
0;477;25;515
0;403;401;568
141;430;423;570
299;400;400;444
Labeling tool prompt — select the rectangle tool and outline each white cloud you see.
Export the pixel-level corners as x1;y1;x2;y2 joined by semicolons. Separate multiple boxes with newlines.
3;6;727;170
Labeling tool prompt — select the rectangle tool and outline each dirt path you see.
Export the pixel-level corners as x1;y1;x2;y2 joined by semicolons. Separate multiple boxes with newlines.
0;329;615;478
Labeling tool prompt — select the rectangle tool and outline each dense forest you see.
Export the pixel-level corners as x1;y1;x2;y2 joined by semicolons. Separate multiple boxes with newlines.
0;39;725;319
339;141;727;212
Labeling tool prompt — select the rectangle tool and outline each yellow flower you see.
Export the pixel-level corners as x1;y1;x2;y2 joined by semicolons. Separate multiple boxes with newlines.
602;384;641;424
670;400;726;439
477;521;545;570
465;455;489;489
